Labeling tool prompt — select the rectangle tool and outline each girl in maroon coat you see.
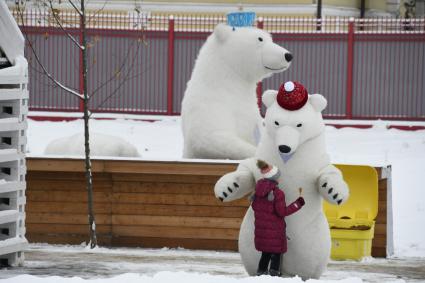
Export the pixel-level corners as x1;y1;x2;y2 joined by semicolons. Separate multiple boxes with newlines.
252;160;305;276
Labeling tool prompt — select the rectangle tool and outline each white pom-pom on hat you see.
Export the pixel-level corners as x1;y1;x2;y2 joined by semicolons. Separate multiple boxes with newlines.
284;81;295;92
262;165;279;180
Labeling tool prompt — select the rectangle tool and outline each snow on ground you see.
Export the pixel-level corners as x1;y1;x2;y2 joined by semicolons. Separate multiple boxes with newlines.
26;114;425;258
0;272;365;283
2;243;422;283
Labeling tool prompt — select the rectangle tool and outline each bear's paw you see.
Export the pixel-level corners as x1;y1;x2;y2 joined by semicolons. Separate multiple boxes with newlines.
214;172;242;202
318;173;349;205
214;170;254;202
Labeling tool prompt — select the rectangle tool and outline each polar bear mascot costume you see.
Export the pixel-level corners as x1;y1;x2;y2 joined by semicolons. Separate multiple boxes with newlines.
214;81;349;279
181;23;292;159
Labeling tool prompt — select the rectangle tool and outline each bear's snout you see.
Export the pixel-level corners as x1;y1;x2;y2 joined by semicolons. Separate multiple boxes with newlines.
278;145;291;154
284;53;293;62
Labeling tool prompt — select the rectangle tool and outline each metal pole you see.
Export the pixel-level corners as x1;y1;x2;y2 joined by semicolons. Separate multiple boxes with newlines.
256;17;263;113
78;15;84;112
346;18;355;119
167;16;175;115
316;0;322;31
317;0;322;18
360;0;366;18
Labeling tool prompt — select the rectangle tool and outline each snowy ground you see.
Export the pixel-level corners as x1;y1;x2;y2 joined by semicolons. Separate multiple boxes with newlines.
1;244;424;283
6;113;423;283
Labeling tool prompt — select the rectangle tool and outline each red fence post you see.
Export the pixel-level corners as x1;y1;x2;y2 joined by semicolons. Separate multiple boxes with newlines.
167;16;175;115
345;18;355;119
78;15;84;112
256;17;264;111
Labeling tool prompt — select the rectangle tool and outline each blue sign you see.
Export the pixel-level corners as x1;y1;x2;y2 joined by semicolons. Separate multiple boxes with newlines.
227;12;256;27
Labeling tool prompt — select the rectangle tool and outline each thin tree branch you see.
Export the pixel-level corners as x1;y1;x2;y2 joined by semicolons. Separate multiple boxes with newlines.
89;38;141;98
27;59;76;90
27;59;57;82
87;0;108;25
113;64;151;82
47;0;83;50
68;0;83;16
29;43;84;99
90;48;149;115
16;4;84;99
88;72;136;114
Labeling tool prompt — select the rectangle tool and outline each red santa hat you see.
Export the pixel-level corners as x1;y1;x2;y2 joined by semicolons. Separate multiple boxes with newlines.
277;81;308;111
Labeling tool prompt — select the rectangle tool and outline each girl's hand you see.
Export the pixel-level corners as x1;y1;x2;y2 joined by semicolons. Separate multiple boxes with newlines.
299;187;303;197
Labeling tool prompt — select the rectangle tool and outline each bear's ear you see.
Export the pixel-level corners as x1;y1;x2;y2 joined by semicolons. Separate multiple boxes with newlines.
262;89;278;108
214;23;231;43
309;94;327;112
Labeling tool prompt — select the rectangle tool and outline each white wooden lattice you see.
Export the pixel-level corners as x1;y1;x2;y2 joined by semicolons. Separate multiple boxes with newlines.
0;1;29;267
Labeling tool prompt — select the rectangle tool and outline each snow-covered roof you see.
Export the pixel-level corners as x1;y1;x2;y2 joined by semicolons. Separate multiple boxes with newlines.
0;1;24;64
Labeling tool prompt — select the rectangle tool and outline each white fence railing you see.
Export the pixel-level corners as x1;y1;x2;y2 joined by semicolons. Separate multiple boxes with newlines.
12;9;425;33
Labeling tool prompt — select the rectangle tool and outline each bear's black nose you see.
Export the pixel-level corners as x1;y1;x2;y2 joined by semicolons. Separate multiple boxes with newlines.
284;53;293;62
279;145;291;153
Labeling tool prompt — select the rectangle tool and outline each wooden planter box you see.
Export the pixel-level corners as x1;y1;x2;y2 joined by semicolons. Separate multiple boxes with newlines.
25;157;391;257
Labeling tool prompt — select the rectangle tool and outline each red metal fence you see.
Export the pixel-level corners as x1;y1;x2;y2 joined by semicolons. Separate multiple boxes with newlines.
14;10;425;120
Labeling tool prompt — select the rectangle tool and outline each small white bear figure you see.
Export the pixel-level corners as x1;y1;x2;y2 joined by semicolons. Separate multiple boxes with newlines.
181;23;292;159
214;81;349;279
45;132;141;158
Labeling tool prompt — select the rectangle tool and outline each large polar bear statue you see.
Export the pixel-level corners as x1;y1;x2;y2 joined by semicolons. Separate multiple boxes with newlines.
214;81;349;279
181;23;292;159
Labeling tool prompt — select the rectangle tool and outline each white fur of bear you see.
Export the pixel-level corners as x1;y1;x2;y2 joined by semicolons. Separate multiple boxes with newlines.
214;90;349;279
44;133;140;158
181;24;292;159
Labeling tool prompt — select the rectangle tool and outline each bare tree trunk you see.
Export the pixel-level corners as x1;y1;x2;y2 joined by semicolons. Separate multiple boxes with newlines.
80;0;97;248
